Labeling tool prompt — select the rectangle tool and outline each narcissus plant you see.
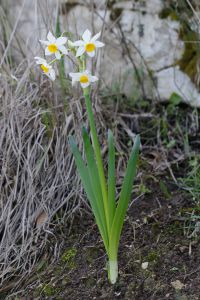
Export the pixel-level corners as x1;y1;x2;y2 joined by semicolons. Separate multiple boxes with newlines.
35;28;140;284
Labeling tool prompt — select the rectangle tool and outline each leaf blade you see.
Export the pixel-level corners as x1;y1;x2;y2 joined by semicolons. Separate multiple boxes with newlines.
109;135;140;259
82;127;109;246
107;130;116;230
69;136;109;251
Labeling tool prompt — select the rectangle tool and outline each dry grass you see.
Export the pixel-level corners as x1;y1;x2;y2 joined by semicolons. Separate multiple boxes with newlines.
0;72;79;285
0;0;84;290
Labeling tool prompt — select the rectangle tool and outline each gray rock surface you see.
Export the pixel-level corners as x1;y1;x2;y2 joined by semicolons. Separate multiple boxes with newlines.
3;0;200;107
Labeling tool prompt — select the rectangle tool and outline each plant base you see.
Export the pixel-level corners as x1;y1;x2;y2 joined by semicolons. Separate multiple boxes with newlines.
109;260;118;284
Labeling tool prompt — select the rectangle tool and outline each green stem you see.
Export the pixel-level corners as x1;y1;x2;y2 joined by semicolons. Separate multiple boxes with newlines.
83;88;109;234
49;55;63;65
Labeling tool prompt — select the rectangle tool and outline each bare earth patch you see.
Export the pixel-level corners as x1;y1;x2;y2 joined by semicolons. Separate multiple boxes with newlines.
4;176;199;300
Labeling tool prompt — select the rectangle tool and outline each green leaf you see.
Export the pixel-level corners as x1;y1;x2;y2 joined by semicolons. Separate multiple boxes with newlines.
82;127;109;245
169;92;182;106
109;135;140;260
107;130;116;230
69;136;109;251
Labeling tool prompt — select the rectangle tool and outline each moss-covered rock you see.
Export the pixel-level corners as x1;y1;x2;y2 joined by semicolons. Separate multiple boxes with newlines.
159;3;200;91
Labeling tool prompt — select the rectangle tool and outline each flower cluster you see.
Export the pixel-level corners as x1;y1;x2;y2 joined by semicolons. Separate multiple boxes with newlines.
35;29;104;88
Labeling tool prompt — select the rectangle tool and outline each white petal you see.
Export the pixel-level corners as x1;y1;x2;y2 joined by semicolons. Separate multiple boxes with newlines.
49;69;56;81
34;57;46;64
94;41;105;48
56;37;67;45
58;45;68;55
47;31;56;43
34;56;42;61
72;78;77;86
69;72;81;81
55;51;61;60
69;72;81;86
81;82;90;89
43;62;51;68
72;40;84;47
87;50;95;57
45;47;52;56
84;70;91;76
39;40;49;45
90;75;98;82
76;46;85;57
82;29;91;43
91;32;101;42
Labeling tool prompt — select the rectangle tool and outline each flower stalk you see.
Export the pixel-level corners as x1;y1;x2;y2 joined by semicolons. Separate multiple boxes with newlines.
82;84;140;283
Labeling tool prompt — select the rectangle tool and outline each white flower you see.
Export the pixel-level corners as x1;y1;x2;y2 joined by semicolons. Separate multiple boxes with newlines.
39;31;68;60
73;29;104;58
69;70;98;88
35;57;56;81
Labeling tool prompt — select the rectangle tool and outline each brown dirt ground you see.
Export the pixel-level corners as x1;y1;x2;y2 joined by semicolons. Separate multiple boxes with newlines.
6;177;200;300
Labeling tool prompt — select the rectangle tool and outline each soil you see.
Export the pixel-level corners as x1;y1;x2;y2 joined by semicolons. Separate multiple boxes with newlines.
7;178;200;300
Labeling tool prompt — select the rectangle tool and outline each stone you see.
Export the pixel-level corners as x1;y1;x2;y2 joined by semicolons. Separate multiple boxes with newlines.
119;11;184;71
156;67;200;107
171;280;185;290
141;261;149;270
3;0;200;107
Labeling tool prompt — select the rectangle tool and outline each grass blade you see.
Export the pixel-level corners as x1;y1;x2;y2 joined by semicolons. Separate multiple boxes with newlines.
109;135;140;259
56;13;68;100
107;130;116;230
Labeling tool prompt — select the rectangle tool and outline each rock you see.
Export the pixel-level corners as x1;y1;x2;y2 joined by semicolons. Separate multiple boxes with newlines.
171;279;185;290
3;0;200;107
156;67;200;107
119;11;184;71
113;0;163;14
141;261;149;270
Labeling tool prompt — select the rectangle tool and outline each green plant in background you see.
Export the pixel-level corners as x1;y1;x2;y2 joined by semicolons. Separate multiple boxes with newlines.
35;28;140;284
178;156;200;238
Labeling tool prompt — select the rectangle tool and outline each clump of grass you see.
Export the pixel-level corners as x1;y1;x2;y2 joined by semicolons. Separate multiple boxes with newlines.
181;156;200;203
0;62;81;287
179;156;200;238
0;4;82;290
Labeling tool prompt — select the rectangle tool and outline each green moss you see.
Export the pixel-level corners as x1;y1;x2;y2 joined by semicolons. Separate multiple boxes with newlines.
107;0;118;9
138;183;151;195
85;247;99;264
60;2;79;14
178;27;200;90
165;221;182;235
41;283;60;297
54;265;64;276
159;181;172;199
61;248;77;269
110;8;123;21
159;6;200;90
145;250;159;263
151;222;161;237
159;8;179;21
